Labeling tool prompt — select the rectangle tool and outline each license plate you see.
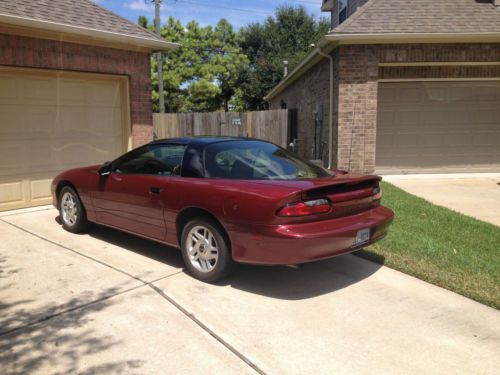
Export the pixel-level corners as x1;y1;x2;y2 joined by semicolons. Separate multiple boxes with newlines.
353;228;370;247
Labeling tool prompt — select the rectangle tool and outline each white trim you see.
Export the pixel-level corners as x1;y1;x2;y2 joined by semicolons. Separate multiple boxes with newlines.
0;13;178;51
325;32;500;44
378;77;500;82
382;173;500;181
379;62;500;67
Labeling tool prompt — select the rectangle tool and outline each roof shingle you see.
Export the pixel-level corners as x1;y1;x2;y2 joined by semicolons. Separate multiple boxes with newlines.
0;0;166;43
330;0;500;34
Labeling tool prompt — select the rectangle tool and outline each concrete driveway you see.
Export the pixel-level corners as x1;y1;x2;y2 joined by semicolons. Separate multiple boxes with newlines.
384;173;500;227
1;208;499;374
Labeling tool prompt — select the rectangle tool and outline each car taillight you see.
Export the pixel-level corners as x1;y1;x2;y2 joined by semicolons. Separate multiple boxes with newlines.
277;198;331;217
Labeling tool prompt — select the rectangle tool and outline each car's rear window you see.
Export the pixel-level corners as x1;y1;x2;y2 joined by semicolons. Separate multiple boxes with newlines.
204;140;331;180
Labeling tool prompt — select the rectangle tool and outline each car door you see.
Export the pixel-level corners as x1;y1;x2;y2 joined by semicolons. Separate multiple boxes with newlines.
91;143;186;241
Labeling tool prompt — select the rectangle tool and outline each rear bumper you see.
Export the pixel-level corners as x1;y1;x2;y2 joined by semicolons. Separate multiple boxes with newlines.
228;205;394;265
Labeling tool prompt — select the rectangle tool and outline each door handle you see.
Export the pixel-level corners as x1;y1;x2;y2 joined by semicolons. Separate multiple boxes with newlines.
150;187;163;194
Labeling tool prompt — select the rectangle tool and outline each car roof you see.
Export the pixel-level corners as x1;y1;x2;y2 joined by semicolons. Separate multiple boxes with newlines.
150;136;263;147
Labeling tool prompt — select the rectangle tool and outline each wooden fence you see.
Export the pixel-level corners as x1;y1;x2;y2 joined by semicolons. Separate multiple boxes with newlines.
153;109;289;148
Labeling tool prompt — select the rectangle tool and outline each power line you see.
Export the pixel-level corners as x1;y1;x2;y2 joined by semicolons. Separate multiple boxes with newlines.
174;0;275;15
165;46;310;61
280;0;321;4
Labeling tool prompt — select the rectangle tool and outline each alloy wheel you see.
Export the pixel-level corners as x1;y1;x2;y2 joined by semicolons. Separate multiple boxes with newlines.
186;225;219;273
61;191;78;226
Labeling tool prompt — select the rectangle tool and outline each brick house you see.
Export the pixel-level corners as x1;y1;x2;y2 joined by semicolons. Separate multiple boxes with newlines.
266;0;500;174
0;0;176;211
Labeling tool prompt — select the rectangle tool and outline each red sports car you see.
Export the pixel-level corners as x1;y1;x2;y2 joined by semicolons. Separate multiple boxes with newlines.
52;137;394;282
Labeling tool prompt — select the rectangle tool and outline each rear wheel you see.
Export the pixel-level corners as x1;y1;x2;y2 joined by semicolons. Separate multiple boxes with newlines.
58;186;89;233
181;217;234;282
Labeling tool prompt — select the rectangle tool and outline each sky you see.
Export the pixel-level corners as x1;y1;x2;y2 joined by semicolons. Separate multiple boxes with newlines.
92;0;327;29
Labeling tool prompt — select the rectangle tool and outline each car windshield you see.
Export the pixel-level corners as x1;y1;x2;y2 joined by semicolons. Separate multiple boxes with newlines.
204;140;332;180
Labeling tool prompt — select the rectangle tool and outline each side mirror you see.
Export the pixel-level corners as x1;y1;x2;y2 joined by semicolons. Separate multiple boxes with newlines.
98;161;112;176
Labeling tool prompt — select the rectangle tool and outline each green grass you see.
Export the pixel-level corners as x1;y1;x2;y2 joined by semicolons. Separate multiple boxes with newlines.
357;182;500;309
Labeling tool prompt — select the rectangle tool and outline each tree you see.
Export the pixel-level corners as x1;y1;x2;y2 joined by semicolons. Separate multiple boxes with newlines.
141;16;248;112
139;6;326;112
236;6;329;110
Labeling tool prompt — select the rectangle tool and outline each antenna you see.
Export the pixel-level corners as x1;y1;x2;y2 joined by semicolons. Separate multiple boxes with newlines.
283;60;289;77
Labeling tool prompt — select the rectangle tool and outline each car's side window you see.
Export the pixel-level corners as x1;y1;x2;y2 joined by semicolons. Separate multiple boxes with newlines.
113;144;186;176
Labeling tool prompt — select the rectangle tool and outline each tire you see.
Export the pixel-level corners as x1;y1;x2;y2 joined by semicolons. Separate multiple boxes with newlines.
58;186;89;233
181;217;235;282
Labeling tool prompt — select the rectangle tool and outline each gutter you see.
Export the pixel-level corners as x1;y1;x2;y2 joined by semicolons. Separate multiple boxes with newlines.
316;48;334;170
0;13;179;51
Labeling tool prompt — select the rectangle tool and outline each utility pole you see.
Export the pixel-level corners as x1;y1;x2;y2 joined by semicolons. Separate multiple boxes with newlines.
154;0;164;113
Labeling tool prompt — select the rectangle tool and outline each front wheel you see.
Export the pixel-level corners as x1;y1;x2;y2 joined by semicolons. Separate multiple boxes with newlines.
58;186;89;233
181;217;234;282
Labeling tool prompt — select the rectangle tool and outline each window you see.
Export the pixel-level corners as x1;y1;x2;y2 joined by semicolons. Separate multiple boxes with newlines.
113;144;186;175
204;140;332;180
339;0;348;24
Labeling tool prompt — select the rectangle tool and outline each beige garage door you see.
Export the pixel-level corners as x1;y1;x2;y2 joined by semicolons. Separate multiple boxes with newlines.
376;80;500;174
0;68;129;211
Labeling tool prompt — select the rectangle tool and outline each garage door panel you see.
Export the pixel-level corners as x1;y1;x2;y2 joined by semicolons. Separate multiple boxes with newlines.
21;77;58;105
424;87;447;102
473;132;499;147
446;133;470;147
395;133;419;147
376;81;500;174
30;179;53;200
0;182;24;205
86;107;123;136
394;110;421;125
0;76;19;102
52;137;123;165
0;106;58;138
420;110;449;125
0;69;127;211
419;134;446;147
87;81;122;107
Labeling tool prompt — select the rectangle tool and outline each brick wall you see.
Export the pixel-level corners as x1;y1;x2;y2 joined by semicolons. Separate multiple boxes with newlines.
270;43;500;172
270;57;332;164
0;33;153;148
337;45;378;172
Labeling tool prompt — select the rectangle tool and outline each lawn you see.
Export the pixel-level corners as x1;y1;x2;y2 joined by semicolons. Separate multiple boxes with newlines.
357;182;500;309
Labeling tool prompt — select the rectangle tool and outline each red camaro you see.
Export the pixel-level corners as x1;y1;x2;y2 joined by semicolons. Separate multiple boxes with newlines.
52;137;394;282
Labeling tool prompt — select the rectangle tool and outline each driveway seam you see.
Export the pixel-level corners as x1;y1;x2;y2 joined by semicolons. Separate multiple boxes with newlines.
1;218;267;375
1;219;151;284
148;282;266;375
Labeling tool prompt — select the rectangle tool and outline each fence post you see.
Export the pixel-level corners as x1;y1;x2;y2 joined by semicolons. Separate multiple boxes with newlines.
246;112;253;138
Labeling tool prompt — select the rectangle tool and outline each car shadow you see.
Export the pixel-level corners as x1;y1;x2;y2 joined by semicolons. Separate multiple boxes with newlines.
218;253;384;300
55;217;184;269
89;225;185;269
55;217;385;300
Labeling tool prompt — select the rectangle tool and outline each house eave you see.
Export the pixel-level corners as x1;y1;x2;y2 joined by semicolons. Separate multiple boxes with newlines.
326;32;500;44
265;32;500;101
0;13;179;52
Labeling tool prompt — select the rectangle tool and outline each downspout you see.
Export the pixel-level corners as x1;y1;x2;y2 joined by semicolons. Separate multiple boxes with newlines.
316;48;334;169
